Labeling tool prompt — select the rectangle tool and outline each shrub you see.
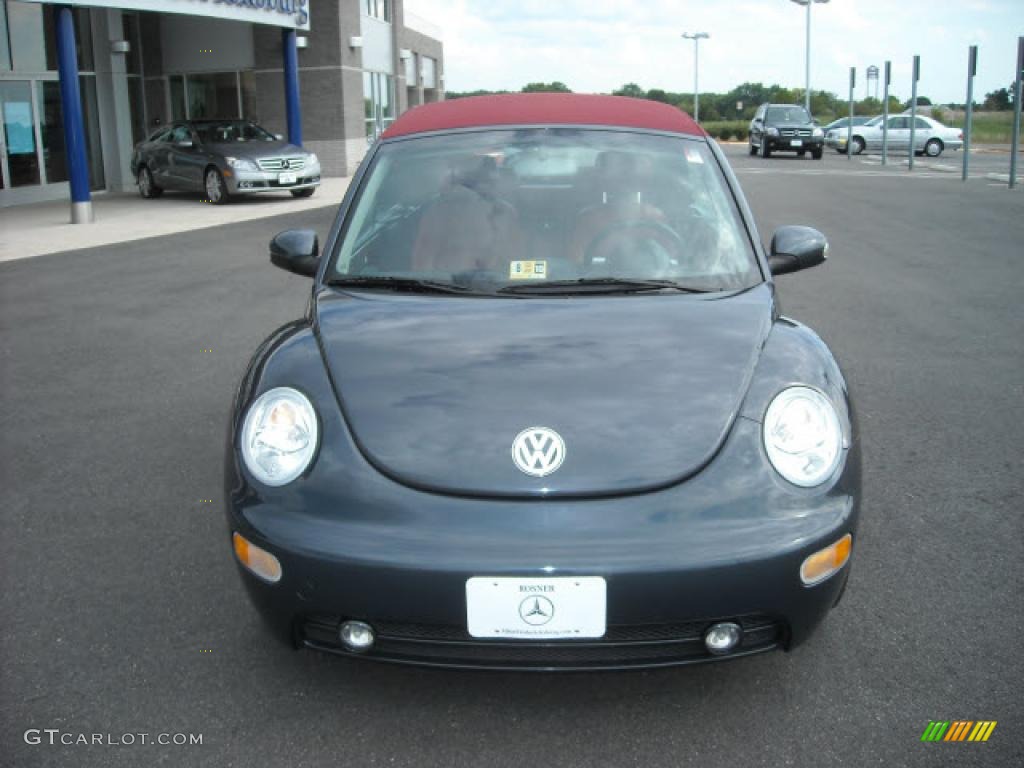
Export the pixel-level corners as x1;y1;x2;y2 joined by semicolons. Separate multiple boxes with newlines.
700;121;748;141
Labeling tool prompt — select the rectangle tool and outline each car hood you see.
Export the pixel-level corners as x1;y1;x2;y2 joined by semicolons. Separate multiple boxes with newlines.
203;140;306;160
769;122;815;131
315;284;774;498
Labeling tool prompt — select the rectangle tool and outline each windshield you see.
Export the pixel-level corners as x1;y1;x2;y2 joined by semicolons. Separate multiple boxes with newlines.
192;121;277;144
865;116;884;127
331;129;759;294
765;106;811;123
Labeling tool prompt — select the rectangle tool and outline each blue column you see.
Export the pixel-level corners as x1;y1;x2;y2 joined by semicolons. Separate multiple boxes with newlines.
55;5;92;223
282;28;302;146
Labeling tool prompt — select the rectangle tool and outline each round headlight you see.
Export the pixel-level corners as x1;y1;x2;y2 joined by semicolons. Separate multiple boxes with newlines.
240;387;319;487
763;387;843;488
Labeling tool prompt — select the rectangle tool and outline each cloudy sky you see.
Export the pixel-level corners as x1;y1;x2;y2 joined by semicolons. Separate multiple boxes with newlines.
405;0;1024;103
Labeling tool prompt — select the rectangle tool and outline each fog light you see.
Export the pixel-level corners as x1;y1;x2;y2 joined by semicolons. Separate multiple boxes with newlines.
339;620;375;652
800;533;853;585
232;532;282;583
704;622;742;655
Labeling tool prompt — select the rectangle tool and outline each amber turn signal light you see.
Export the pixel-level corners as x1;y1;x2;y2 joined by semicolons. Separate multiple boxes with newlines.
800;533;852;585
233;531;282;583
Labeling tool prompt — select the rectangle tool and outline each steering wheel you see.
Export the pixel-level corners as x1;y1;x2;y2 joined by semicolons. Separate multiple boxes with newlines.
582;219;685;276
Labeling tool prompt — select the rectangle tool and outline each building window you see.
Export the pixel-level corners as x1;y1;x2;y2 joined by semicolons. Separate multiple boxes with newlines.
240;70;257;121
187;72;240;119
122;12;143;76
122;13;146;145
37;80;66;183
420;56;437;89
77;74;104;190
42;4;94;73
169;74;186;121
168;71;254;122
363;71;394;141
363;0;390;22
1;2;93;73
403;52;416;85
0;1;10;72
6;0;46;72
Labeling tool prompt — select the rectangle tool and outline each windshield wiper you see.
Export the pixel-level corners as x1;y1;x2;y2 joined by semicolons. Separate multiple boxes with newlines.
497;278;712;295
329;275;477;295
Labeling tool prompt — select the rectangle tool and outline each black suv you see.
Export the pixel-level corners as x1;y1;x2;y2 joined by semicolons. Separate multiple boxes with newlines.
749;104;824;159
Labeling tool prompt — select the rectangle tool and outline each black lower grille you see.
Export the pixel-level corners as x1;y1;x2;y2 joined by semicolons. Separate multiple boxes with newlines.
301;614;784;670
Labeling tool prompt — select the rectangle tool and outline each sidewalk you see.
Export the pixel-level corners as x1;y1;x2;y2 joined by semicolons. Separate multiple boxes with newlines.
0;176;350;262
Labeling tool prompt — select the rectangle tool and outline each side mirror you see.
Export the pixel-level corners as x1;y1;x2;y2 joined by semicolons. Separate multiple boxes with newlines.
270;229;320;277
768;226;828;276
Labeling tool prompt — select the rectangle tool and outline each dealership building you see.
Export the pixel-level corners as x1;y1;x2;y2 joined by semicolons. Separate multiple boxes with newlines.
0;0;443;217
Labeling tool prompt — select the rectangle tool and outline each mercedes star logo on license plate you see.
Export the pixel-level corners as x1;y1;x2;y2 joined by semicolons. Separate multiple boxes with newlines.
512;427;565;477
519;595;555;625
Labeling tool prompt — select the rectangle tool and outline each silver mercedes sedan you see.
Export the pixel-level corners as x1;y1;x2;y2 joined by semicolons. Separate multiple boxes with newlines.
130;119;322;204
829;114;963;157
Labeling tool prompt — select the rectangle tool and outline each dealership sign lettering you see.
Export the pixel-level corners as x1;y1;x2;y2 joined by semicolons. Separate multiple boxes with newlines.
33;0;311;30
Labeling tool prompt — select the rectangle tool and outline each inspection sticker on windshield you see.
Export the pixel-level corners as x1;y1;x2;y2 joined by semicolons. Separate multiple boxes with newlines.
510;260;547;280
685;147;704;164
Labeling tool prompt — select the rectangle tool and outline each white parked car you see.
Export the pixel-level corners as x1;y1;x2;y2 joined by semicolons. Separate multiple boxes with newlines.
831;114;963;157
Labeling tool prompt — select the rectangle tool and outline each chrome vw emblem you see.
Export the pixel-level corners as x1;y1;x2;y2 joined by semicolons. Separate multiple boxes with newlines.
512;427;565;477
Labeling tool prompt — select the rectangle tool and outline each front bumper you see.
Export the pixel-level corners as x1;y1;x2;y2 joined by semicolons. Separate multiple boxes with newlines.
825;133;846;149
225;165;322;194
764;135;824;152
226;413;860;671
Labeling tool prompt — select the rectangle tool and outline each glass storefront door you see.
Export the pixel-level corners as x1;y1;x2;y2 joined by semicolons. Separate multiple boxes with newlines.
1;4;102;206
0;73;106;205
0;80;41;189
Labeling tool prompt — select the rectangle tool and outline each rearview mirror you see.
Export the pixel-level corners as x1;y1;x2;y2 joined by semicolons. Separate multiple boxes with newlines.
270;229;320;277
768;226;828;276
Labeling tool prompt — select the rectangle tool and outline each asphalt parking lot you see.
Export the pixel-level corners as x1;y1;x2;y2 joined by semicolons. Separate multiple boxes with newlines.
2;143;1022;767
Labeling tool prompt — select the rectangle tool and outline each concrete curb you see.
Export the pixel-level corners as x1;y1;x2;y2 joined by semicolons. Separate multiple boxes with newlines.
0;177;350;263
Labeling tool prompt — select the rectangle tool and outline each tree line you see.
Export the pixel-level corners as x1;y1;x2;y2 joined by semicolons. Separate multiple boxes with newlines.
446;81;1018;121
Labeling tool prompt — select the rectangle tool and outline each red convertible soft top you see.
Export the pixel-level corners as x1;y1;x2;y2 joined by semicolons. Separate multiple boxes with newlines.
381;93;705;140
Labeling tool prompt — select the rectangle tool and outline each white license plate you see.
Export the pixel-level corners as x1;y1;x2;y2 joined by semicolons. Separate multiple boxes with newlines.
278;172;297;185
790;139;803;147
466;576;606;639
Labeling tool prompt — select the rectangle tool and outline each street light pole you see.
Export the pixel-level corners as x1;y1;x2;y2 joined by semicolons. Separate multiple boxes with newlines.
681;32;709;122
790;0;830;113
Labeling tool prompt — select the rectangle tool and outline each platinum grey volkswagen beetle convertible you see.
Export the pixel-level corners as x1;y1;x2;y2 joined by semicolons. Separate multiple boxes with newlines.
225;93;860;670
131;119;321;203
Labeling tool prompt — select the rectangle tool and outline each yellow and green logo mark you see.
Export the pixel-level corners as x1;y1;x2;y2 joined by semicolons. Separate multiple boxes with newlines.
921;721;997;742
